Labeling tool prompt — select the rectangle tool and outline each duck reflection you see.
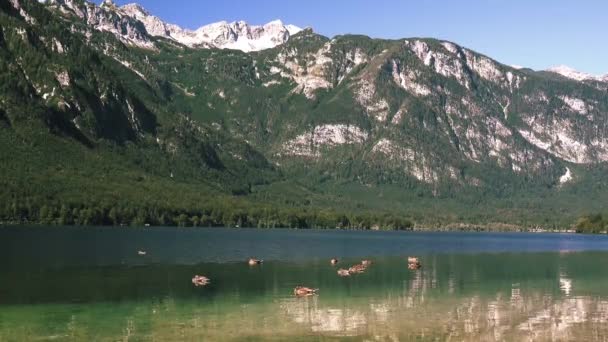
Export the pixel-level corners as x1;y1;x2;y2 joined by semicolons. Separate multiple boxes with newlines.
277;254;608;341
5;252;608;341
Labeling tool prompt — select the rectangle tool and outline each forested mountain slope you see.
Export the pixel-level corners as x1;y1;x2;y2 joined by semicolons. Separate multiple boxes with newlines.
1;0;607;229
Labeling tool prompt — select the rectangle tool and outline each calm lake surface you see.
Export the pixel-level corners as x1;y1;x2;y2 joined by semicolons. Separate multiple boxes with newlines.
2;227;608;341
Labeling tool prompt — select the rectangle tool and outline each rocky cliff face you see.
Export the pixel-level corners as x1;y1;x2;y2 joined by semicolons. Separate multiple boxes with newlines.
244;34;608;189
4;0;608;196
42;0;154;48
44;0;301;51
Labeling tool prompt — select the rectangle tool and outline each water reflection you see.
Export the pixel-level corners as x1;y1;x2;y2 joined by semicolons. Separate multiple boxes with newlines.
3;251;608;340
273;253;608;340
281;297;368;335
559;272;573;296
279;284;608;341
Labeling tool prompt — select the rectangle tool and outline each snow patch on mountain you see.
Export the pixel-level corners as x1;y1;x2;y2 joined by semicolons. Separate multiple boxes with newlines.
46;1;300;52
119;3;301;52
546;65;608;83
192;20;301;52
547;65;595;81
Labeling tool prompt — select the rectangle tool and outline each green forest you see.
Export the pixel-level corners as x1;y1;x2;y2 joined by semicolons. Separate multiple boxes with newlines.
0;0;607;233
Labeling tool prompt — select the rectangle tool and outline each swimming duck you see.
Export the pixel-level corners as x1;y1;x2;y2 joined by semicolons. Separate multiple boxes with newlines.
330;258;339;265
137;250;147;256
248;258;263;266
348;264;367;274
408;262;422;270
192;275;210;287
294;286;318;296
407;256;422;270
337;269;351;277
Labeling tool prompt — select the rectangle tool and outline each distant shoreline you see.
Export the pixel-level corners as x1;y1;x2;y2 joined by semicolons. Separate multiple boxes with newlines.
0;222;581;234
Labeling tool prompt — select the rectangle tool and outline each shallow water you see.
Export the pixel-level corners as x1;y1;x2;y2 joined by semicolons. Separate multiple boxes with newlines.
2;227;608;341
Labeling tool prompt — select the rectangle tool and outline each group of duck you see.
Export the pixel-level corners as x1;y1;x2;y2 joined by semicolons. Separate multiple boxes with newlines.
335;258;372;277
191;257;423;296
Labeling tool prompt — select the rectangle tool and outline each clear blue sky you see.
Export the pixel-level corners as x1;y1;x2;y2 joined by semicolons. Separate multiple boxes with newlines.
106;0;607;75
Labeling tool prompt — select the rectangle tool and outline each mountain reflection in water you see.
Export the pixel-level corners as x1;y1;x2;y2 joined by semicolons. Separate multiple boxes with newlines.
277;263;608;340
2;228;608;340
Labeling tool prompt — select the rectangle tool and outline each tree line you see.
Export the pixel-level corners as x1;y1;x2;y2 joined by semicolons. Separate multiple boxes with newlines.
0;199;414;231
575;214;608;234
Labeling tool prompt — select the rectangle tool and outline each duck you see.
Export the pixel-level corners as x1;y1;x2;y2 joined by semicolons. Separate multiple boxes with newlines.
248;258;263;266
294;286;318;296
361;260;372;266
330;258;339;265
137;250;147;256
348;264;367;274
337;269;351;277
407;256;422;270
192;275;210;287
408;262;422;270
407;257;419;264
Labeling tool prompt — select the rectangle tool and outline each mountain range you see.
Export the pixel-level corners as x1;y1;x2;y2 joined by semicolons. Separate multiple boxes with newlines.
1;0;607;229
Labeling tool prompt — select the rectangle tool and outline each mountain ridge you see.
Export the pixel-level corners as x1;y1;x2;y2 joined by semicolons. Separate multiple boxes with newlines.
41;0;608;81
2;0;608;229
118;1;302;51
546;65;608;82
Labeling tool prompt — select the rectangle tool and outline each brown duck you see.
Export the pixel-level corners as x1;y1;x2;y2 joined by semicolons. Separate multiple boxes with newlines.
294;286;318;296
337;269;351;277
192;275;210;287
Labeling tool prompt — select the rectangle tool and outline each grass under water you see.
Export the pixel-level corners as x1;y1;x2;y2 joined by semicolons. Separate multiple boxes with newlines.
2;227;608;340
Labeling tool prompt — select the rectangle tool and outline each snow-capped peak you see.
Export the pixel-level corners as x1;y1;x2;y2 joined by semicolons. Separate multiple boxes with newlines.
286;24;303;36
263;19;284;27
546;65;598;82
116;3;301;52
183;19;301;52
120;3;148;16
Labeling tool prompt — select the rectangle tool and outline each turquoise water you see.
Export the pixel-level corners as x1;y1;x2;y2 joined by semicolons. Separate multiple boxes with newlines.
2;227;608;340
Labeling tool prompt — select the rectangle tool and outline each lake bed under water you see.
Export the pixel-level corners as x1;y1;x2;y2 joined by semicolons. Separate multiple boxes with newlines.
2;227;608;341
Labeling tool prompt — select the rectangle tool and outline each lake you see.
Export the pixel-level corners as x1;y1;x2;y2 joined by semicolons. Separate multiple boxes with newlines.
2;227;608;341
